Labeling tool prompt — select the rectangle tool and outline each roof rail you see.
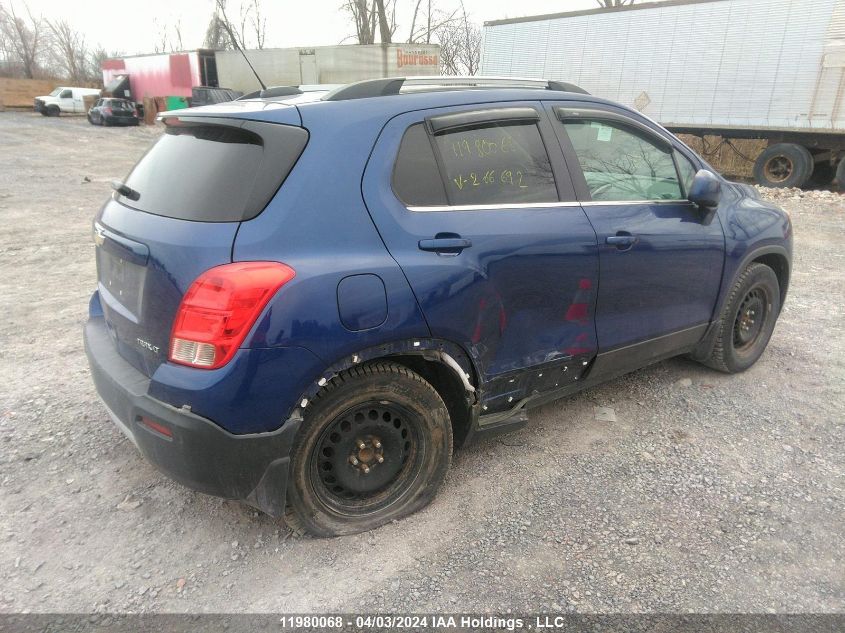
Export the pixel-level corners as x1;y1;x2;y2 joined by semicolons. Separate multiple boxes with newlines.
322;76;589;101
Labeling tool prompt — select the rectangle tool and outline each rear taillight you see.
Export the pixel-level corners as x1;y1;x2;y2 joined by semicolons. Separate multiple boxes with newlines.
169;262;295;370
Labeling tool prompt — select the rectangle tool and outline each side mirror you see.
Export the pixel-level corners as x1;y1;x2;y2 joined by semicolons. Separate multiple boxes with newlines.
687;169;722;209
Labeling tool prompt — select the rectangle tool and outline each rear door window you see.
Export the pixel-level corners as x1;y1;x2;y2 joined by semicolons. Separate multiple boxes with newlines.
392;112;558;208
561;119;683;201
119;120;308;222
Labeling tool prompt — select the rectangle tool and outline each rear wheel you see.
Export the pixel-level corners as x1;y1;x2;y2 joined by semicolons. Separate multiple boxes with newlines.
285;362;453;537
700;263;780;373
753;143;812;188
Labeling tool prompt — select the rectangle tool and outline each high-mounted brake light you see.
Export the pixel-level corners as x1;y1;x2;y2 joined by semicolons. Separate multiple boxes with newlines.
169;262;295;370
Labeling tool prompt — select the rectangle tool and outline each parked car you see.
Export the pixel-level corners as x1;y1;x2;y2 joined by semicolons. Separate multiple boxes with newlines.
34;86;101;116
84;77;792;537
87;98;140;126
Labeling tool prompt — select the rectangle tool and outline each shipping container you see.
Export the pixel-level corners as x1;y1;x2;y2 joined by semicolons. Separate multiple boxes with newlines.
102;50;219;103
215;44;440;93
481;0;845;188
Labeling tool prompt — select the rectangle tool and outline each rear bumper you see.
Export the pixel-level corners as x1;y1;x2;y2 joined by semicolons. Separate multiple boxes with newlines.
105;116;139;125
83;316;300;517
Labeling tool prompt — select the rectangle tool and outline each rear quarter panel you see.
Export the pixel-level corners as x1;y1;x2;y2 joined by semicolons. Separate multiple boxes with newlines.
232;100;431;368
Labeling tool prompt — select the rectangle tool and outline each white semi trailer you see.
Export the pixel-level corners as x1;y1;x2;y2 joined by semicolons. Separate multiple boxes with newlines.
481;0;845;189
216;44;441;93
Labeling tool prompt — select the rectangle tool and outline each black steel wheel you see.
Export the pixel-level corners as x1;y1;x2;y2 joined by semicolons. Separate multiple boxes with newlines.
732;287;768;353
311;401;421;514
700;263;781;373
286;362;453;537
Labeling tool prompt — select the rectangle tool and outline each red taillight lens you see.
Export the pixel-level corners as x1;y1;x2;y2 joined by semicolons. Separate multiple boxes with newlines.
169;262;295;369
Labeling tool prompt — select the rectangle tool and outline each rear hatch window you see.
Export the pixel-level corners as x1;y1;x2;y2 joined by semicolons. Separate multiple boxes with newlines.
117;118;308;222
95;117;307;376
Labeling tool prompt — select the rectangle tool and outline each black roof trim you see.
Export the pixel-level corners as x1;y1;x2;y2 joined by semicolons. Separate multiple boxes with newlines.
323;76;588;101
484;0;728;27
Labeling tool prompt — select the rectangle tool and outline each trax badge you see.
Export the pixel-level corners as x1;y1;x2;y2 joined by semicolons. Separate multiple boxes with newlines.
136;338;160;354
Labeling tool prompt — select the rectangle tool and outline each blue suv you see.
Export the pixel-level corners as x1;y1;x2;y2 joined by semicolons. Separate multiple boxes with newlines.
84;77;792;537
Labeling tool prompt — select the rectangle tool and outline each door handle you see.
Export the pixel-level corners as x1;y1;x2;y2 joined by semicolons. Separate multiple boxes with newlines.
418;236;472;254
606;232;637;250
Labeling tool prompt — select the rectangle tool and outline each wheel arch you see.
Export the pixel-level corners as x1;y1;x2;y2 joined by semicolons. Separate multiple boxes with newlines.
692;244;790;361
290;338;480;448
751;251;790;309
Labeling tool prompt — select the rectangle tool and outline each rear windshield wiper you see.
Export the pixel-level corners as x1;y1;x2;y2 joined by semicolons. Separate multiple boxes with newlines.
111;180;140;201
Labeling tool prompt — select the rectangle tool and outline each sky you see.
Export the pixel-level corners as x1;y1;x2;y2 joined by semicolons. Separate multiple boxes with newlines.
19;0;607;56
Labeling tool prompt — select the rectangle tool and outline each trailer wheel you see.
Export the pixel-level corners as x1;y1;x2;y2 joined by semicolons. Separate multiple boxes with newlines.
836;159;845;192
809;162;835;187
753;143;812;188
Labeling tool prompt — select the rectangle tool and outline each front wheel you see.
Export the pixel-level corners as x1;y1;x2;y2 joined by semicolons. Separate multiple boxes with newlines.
285;362;453;537
700;263;781;373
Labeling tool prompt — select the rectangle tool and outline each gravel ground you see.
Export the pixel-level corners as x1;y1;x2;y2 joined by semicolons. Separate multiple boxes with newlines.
0;112;842;614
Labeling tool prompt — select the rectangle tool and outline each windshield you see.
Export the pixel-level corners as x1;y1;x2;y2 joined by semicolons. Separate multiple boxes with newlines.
49;88;62;96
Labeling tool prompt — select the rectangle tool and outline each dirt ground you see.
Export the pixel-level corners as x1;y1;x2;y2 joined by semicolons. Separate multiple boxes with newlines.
0;112;842;615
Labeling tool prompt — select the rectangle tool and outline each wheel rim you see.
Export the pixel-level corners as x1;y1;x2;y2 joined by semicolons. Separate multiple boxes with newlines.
310;400;423;516
732;287;769;353
764;155;794;184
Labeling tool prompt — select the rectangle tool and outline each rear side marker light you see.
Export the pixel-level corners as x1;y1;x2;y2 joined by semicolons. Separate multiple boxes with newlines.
139;416;173;438
169;262;295;370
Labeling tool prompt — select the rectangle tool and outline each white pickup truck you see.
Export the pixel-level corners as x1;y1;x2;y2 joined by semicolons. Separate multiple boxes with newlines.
34;86;101;117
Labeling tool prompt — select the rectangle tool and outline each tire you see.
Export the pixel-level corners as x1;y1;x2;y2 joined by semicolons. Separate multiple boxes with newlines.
87;114;94;125
46;105;60;117
285;361;453;537
836;158;845;192
809;161;835;187
700;263;781;373
753;143;812;188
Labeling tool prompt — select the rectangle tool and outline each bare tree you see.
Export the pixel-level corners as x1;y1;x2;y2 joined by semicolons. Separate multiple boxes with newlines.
173;19;184;51
152;18;170;53
435;1;480;76
342;0;397;44
46;18;89;83
0;1;43;78
374;0;391;43
595;0;635;7
249;0;266;49
408;1;457;45
87;45;111;82
219;0;246;49
204;12;233;50
342;0;377;44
